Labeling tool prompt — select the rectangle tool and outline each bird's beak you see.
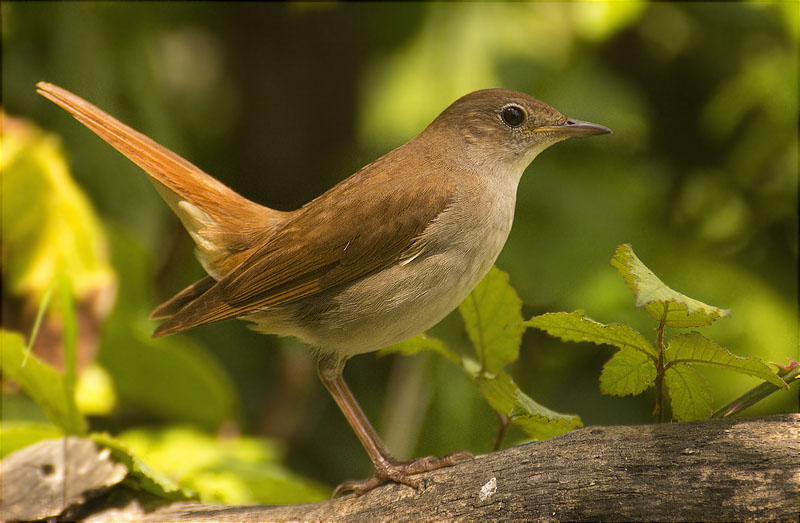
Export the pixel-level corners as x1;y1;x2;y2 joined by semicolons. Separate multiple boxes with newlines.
533;118;612;137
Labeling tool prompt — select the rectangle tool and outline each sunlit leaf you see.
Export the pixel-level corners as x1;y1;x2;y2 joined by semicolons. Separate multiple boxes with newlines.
111;427;328;504
0;114;116;303
476;372;581;440
0;421;63;459
525;310;657;359
665;364;713;421
610;244;731;327
90;432;195;501
600;348;657;397
666;331;786;388
0;330;87;435
459;266;525;373
74;362;117;415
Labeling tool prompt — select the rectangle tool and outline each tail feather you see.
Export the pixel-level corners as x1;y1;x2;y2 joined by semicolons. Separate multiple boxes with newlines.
150;276;216;320
36;81;286;278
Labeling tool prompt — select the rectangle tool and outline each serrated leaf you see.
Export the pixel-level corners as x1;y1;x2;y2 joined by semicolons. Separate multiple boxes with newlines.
459;267;525;373
476;372;581;440
103;427;328;504
525;311;657;359
610;244;731;327
666;331;786;388
380;334;461;365
90;432;195;501
599;348;657;396
665;364;713;421
0;330;87;435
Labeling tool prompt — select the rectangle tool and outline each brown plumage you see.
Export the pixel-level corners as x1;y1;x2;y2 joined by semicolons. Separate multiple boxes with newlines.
37;82;610;495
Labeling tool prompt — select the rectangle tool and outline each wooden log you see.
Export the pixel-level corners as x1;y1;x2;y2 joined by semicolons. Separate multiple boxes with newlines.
80;413;799;522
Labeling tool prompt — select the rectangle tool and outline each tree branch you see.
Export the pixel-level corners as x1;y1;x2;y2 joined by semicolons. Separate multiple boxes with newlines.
78;414;798;522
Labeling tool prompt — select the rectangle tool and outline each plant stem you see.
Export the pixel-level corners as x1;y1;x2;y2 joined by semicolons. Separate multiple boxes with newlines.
493;412;510;451
711;363;799;418
654;308;669;423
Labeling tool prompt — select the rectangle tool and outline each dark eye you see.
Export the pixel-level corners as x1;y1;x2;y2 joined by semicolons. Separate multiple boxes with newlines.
501;105;525;127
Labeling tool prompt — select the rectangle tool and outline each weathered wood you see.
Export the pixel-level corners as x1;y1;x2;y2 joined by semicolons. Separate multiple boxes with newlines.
80;414;799;522
0;437;127;521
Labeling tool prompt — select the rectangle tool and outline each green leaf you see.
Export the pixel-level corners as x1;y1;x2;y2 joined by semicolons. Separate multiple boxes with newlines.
0;421;63;459
665;364;713;421
525;310;657;359
0;330;87;435
476;371;582;440
610;244;731;327
600;348;657;396
90;432;195;501
105;427;328;504
666;331;786;388
459;266;525;373
381;334;461;365
58;275;78;396
1;115;115;303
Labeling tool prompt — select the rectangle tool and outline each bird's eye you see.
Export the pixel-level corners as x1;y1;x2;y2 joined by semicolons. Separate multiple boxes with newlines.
501;105;525;127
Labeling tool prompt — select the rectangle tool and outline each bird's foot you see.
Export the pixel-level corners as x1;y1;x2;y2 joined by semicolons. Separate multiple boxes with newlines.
333;450;473;497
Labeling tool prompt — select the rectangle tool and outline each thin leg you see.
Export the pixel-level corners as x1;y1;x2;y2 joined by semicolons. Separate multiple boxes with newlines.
316;353;472;496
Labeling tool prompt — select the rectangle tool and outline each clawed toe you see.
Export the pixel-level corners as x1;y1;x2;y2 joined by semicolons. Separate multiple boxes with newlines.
333;450;474;497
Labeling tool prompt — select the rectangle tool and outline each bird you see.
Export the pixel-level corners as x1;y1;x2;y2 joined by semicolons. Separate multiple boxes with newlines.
36;82;611;495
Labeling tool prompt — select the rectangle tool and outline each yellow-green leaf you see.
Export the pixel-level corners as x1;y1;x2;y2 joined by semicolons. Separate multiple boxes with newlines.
476;372;581;440
0;330;87;435
459;266;524;373
666;331;786;388
665;364;713;421
610;244;731;328
0;421;64;459
1;115;115;303
525;310;657;359
599;348;657;396
100;427;328;504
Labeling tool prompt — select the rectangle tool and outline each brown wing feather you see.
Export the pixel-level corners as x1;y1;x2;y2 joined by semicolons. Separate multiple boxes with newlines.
153;167;455;337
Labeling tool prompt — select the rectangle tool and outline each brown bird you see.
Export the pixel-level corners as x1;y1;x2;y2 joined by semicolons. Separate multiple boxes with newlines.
37;82;611;495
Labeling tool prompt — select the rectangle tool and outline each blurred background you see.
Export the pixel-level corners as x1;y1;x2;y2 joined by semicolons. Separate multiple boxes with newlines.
2;1;797;501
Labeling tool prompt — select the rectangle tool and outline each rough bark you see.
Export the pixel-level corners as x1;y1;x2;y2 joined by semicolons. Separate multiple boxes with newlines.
76;414;798;522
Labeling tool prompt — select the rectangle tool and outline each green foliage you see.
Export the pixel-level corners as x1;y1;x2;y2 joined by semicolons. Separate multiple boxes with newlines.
664;364;712;421
610;244;731;328
386;266;582;445
110;427;328;504
0;115;115;303
90;432;195;501
525;311;656;358
527;244;789;422
599;348;656;397
666;332;784;387
0;421;63;459
458;266;525;373
0;330;87;435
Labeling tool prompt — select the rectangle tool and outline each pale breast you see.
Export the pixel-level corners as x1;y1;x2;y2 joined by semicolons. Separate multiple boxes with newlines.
265;173;520;355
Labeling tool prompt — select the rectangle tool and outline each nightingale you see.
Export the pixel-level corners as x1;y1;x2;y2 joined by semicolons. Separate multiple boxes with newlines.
36;82;611;495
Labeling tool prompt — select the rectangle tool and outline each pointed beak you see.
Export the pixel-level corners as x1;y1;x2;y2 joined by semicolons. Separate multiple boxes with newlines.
535;118;612;137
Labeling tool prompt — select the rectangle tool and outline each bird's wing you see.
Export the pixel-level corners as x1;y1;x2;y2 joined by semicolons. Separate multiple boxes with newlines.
153;167;456;337
36;82;285;278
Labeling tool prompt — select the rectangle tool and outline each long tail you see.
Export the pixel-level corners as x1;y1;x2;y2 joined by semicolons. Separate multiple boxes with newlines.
36;82;286;278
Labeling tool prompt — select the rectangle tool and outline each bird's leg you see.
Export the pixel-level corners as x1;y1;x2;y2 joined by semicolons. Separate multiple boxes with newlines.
316;354;472;497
